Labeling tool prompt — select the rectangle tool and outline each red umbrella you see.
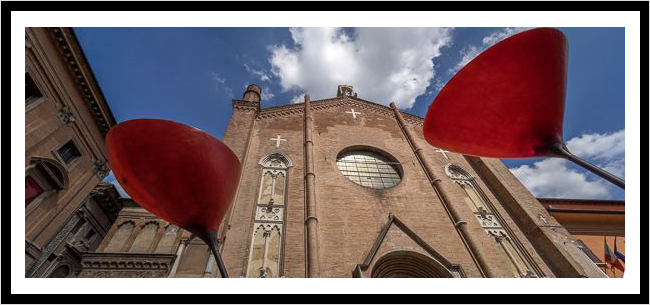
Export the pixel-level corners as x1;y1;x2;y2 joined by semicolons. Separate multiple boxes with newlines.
423;28;624;189
106;119;241;277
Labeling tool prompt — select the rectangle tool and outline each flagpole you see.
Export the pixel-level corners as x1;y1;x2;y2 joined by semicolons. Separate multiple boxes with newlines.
604;235;609;277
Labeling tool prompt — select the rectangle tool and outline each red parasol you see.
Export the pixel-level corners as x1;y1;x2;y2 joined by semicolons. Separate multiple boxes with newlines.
106;119;241;277
423;28;624;189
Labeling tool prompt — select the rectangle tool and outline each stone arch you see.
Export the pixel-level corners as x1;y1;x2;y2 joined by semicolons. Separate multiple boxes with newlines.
259;152;292;168
104;220;135;252
48;264;71;278
155;224;180;253
444;163;473;180
30;156;69;189
371;250;455;278
129;221;160;252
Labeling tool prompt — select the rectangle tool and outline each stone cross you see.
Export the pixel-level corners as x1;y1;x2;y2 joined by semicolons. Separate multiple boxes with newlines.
537;214;548;224
435;148;450;159
345;108;361;119
270;134;287;148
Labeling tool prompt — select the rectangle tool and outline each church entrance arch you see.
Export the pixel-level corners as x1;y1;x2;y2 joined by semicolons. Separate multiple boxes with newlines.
371;250;454;278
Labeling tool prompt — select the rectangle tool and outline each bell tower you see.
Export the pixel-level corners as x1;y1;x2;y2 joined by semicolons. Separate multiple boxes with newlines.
336;84;357;98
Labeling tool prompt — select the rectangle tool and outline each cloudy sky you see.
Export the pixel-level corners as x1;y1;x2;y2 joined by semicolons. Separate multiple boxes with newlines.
74;27;625;200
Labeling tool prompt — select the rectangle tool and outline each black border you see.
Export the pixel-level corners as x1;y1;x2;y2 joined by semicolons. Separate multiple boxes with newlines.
3;1;647;304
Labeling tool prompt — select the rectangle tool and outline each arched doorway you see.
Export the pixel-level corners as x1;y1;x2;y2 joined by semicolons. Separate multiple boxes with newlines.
371;251;454;278
48;265;70;278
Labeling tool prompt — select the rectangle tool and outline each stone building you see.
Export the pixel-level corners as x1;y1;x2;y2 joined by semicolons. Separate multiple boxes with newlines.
88;84;608;278
24;27;118;277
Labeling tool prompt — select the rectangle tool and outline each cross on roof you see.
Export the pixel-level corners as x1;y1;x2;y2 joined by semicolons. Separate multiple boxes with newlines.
345;108;361;119
537;214;548;223
270;135;287;148
435;148;450;159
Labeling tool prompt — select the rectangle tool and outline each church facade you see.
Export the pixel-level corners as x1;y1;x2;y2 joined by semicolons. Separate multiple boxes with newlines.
86;84;606;278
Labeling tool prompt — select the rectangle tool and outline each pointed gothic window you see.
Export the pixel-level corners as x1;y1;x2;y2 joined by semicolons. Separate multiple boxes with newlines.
130;222;159;252
155;225;180;253
104;221;134;252
246;153;291;277
445;164;537;278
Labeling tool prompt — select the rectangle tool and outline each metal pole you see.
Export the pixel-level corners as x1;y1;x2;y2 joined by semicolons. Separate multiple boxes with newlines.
549;142;625;189
203;231;229;278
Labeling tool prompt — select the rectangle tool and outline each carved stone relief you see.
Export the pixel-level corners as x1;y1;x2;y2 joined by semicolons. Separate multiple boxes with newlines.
255;206;284;221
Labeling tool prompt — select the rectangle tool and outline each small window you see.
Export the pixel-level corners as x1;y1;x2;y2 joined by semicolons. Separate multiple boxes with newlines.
57;140;81;165
84;229;97;241
25;73;43;104
26;158;68;214
25;166;55;207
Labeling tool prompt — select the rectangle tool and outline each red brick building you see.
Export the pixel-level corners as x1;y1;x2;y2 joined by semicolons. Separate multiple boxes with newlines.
27;28;619;278
538;197;625;278
87;84;608;278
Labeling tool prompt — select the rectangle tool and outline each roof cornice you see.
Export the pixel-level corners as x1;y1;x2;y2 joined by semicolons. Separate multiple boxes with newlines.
256;96;425;127
48;27;116;136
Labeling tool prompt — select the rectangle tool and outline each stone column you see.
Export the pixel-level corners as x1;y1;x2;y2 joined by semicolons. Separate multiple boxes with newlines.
389;102;496;278
203;251;216;278
303;94;321;277
167;238;188;277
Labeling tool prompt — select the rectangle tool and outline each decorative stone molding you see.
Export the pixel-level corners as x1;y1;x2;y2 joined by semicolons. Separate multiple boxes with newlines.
26;213;81;276
255;206;283;222
90;183;124;222
444;163;474;180
56;106;76;126
92;159;110;179
476;213;501;228
77;252;175;278
233;99;260;112
253;95;425;127
48;27;115;136
353;214;466;278
258;152;293;168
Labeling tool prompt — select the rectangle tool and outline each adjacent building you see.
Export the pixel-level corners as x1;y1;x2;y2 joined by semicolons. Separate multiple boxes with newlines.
25;27;117;277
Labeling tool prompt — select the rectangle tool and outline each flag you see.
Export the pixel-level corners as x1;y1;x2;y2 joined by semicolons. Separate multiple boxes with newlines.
604;236;625;272
614;236;625;263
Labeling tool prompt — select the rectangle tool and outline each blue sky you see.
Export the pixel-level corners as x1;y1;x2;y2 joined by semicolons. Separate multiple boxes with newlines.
74;27;625;200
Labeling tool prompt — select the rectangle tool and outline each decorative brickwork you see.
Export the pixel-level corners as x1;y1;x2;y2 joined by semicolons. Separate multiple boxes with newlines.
78;252;175;278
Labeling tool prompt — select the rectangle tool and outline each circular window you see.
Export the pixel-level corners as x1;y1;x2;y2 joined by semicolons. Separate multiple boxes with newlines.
336;149;402;189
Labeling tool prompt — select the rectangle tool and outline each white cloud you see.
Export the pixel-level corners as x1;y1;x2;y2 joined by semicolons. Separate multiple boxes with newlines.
510;129;625;199
567;129;625;162
510;158;610;199
261;86;275;101
269;27;453;109
244;63;270;82
567;129;626;178
450;27;531;74
290;93;305;104
211;72;233;97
